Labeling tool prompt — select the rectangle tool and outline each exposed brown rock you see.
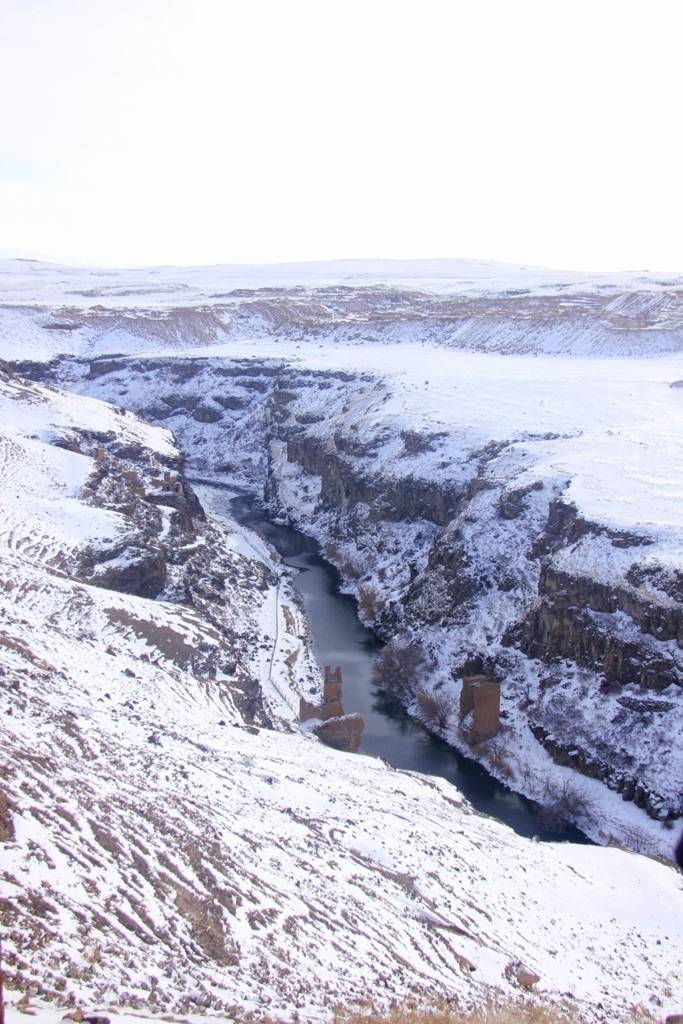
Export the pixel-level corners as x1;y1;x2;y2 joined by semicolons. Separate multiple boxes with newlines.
505;960;540;990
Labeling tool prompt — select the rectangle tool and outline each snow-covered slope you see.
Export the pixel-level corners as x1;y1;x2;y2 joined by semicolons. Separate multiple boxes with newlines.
5;674;683;1021
0;366;322;725
257;348;683;851
2;256;683;360
3;253;683;854
3;261;683;1021
2;367;683;1024
2;255;682;306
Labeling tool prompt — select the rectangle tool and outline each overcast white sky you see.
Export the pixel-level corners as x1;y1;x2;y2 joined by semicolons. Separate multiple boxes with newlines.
1;0;682;270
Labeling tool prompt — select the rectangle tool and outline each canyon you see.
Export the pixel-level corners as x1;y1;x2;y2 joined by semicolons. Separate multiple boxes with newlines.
1;258;683;1022
34;342;683;853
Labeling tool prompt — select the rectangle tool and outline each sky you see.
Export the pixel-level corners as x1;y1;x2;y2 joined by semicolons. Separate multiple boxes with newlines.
1;0;682;271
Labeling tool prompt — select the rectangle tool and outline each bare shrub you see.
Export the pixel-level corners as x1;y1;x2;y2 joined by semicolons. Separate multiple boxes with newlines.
416;688;456;731
284;648;299;669
605;823;659;858
373;641;431;703
537;778;597;834
357;584;383;621
334;990;627;1024
486;741;514;781
400;429;447;457
323;542;363;579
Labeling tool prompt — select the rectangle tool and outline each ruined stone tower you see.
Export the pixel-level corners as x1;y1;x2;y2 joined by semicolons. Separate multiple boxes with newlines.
298;665;364;752
459;674;500;743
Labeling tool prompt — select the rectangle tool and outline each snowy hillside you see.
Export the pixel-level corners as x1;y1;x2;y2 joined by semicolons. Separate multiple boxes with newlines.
3;366;682;1023
2;255;683;307
2;256;683;851
2;260;683;1021
2;256;683;360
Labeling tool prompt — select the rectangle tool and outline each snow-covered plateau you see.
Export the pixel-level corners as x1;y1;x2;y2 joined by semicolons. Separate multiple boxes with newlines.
1;258;683;1023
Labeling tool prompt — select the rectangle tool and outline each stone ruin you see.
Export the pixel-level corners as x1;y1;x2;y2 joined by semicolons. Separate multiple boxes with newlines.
299;665;344;722
122;468;146;497
459;674;500;743
299;665;364;753
151;470;184;496
315;714;364;754
87;447;147;498
323;664;342;701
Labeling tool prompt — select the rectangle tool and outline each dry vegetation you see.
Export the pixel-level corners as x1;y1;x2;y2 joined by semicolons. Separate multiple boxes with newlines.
484;741;515;782
335;996;658;1024
372;640;433;702
536;778;598;835
416;687;457;730
324;542;364;579
358;582;384;621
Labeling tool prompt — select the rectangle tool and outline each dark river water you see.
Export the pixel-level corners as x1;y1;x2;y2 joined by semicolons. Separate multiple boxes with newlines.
226;490;588;845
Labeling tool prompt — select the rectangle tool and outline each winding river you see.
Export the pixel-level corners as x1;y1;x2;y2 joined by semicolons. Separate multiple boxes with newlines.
227;490;588;844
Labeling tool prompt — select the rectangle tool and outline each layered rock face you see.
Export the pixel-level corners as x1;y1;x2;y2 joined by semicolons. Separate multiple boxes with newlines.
270;414;683;840
5;266;683;358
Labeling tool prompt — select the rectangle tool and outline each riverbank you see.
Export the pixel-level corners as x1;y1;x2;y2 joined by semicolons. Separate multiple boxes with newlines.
214;488;587;843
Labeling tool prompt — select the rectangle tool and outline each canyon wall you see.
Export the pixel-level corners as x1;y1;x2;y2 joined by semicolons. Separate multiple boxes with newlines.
36;352;683;849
